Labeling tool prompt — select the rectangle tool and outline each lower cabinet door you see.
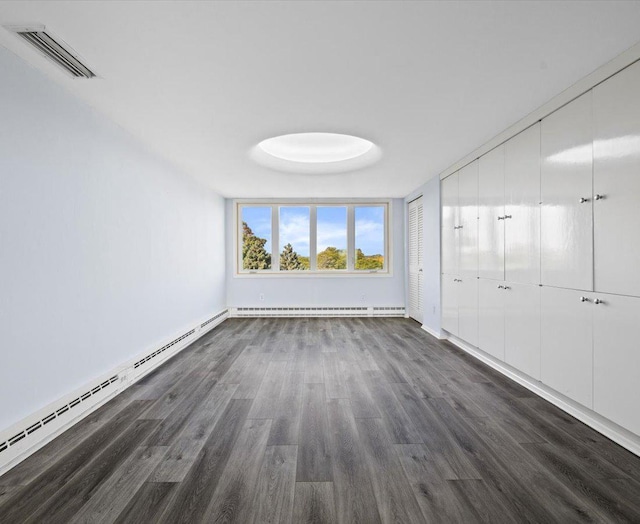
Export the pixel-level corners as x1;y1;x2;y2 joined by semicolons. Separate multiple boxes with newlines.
478;278;505;361
441;274;459;336
458;277;479;347
541;286;593;408
593;293;640;435
505;282;541;380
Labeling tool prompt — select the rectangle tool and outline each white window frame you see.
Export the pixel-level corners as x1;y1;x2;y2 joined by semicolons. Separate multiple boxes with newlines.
235;199;391;277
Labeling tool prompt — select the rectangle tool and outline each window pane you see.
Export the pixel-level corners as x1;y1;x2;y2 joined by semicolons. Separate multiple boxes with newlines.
242;206;272;270
355;206;385;270
279;206;310;270
317;206;347;270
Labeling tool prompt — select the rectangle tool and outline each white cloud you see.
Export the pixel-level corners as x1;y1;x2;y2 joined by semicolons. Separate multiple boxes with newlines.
279;213;310;255
355;219;384;254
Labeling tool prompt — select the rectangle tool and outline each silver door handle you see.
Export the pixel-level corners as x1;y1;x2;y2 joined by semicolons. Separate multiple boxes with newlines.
503;286;511;290
580;296;590;302
594;194;605;201
579;197;589;203
497;285;504;289
504;215;512;219
418;269;423;272
594;298;604;305
497;216;505;220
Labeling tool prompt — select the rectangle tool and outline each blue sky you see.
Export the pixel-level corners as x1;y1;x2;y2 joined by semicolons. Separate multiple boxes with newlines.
242;206;384;257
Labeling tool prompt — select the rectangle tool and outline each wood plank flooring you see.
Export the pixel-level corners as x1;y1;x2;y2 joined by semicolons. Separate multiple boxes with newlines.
1;317;640;523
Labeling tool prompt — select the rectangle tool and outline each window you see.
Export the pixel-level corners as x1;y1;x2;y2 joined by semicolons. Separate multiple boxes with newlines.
279;206;310;271
237;201;389;274
241;206;272;270
317;206;347;270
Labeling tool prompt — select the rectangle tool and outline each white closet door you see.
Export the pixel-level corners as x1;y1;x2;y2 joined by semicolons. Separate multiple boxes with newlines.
458;277;478;347
593;60;640;297
593;293;640;435
478;146;505;280
441;275;459;336
408;197;423;323
541;92;593;291
505;123;541;285
541;287;593;408
478;278;504;360
504;282;541;380
441;173;459;276
458;160;479;278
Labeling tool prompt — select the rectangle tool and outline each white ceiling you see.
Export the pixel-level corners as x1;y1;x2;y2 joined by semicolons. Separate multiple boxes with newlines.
1;1;640;198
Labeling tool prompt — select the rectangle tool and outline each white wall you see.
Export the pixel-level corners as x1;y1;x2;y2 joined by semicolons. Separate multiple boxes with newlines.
225;199;405;307
405;177;441;335
0;47;226;431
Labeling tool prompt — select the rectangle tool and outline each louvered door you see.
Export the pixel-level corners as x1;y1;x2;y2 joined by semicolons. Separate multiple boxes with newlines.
408;196;423;322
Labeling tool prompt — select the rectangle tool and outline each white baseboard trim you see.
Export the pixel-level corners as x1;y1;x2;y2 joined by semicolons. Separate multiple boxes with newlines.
443;332;640;457
229;306;405;318
421;324;444;340
0;308;229;477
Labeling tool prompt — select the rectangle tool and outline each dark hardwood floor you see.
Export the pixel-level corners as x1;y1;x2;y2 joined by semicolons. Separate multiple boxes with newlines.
1;317;640;523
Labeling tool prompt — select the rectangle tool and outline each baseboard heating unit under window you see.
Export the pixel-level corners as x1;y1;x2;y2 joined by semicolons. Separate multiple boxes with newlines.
230;306;405;317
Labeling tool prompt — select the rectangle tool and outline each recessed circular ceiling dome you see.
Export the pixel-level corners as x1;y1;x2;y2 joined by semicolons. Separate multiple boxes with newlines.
251;132;381;174
259;132;373;163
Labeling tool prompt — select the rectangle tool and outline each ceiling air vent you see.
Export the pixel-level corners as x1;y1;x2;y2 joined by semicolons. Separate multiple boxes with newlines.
8;26;96;78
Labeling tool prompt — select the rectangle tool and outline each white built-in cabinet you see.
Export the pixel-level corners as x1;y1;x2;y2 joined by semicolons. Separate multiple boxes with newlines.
478;279;505;360
504;282;541;380
541;92;594;291
593;293;640;435
505;123;540;285
541;286;593;408
478;146;504;280
593;62;640;298
478;279;541;379
441;172;459;277
441;59;640;441
440;161;479;346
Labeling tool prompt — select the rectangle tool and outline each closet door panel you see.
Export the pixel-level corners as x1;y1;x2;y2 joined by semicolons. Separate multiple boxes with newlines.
593;293;640;435
458;277;479;348
441;173;459;276
442;275;459;336
505;124;541;285
458;160;479;278
541;287;593;408
478;278;505;361
504;282;541;380
541;92;593;291
593;60;640;297
478;146;505;280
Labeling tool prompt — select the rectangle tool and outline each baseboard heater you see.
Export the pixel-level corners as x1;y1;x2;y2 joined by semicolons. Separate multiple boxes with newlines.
229;306;405;317
0;308;229;476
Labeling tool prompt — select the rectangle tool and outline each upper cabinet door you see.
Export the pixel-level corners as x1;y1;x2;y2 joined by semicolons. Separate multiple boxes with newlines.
478;145;505;280
593;61;640;298
541;92;593;291
458;160;479;278
441;173;459;275
505;123;541;285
